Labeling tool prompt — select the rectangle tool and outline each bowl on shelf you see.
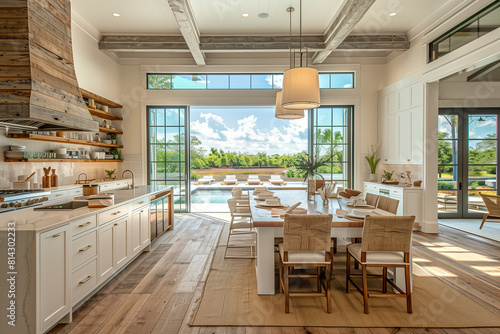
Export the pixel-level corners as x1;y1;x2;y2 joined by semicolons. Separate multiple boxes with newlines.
102;140;112;144
56;153;69;159
105;154;114;160
53;148;67;155
10;145;26;151
4;151;25;159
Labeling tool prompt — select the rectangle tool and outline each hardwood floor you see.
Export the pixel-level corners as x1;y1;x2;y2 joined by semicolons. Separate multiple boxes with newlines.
49;215;500;334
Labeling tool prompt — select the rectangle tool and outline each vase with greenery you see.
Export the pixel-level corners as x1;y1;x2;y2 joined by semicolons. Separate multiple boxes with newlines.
104;169;116;180
365;145;380;182
381;170;395;183
293;152;331;201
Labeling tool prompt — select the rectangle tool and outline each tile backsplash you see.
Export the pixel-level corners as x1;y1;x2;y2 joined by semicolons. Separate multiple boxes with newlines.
376;164;423;184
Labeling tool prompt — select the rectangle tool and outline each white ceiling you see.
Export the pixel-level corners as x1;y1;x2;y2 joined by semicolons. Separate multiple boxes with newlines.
71;0;180;35
71;0;451;37
189;0;342;35
351;0;448;34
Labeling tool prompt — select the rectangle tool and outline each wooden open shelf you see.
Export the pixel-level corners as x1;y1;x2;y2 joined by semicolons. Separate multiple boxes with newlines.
87;107;123;121
80;88;123;108
5;159;123;163
99;127;123;134
8;133;124;148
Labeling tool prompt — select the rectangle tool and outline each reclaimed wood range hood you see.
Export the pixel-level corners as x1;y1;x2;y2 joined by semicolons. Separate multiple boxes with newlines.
0;0;99;132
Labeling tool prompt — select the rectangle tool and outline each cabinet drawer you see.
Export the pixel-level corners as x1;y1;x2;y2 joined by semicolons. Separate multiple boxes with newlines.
46;190;68;202
391;188;403;197
72;259;97;305
130;197;149;211
72;230;97;269
67;187;83;198
70;215;97;237
98;204;129;225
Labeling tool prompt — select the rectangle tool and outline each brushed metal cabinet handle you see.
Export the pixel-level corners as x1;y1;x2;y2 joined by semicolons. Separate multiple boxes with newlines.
79;275;92;285
78;221;92;228
112;211;121;215
52;233;61;238
79;245;92;252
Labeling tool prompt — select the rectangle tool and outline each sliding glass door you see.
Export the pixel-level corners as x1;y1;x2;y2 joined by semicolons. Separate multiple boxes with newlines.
147;106;190;212
438;109;499;218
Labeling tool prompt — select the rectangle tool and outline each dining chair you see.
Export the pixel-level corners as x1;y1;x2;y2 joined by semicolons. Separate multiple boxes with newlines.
225;198;256;259
279;214;334;313
479;193;500;229
346;215;415;314
365;193;379;207
376;196;399;214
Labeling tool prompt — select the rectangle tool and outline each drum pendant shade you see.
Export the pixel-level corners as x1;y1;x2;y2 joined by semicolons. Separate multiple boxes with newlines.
281;67;320;110
275;91;304;119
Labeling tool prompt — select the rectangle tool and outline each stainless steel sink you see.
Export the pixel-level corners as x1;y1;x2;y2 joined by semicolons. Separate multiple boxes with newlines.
34;201;88;211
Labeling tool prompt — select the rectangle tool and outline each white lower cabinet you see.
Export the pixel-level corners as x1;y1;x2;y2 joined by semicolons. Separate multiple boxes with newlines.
39;225;70;332
72;259;97;305
363;182;423;224
97;216;130;283
132;206;151;255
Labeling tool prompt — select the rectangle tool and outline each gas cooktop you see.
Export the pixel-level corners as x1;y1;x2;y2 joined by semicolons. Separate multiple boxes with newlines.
0;189;45;197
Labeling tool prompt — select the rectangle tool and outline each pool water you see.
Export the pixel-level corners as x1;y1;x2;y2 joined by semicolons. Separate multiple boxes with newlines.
190;190;233;204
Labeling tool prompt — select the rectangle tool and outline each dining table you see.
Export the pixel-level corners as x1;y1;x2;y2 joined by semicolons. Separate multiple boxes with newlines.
249;189;419;295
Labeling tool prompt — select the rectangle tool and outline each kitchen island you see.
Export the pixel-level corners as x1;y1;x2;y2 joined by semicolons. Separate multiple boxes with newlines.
0;185;173;334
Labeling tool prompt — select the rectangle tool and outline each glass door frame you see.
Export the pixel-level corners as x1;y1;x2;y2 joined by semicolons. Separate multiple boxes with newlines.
146;106;191;213
439;108;499;219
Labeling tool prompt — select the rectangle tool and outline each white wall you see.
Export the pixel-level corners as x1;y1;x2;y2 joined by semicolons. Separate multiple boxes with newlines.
116;62;384;188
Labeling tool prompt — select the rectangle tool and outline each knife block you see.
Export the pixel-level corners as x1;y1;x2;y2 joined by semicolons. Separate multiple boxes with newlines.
42;171;51;188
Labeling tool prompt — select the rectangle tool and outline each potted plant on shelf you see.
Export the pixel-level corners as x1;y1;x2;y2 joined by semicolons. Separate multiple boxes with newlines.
104;169;116;181
293;151;331;201
365;145;380;182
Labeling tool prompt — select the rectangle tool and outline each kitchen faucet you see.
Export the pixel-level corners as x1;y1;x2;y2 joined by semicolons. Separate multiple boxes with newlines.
77;173;88;184
122;170;135;189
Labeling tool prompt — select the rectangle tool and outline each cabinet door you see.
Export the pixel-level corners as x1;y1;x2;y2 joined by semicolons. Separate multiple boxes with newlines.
140;208;151;246
39;225;70;331
398;111;411;163
150;201;157;241
387;114;399;163
114;218;128;268
410;107;424;164
98;223;115;282
131;210;142;255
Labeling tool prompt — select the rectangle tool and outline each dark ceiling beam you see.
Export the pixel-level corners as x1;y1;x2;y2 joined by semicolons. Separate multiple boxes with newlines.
338;35;409;51
467;59;500;82
99;34;408;52
166;0;206;65
312;0;375;64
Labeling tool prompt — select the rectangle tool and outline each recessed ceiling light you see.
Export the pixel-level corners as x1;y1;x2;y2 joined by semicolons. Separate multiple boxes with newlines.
112;13;120;17
389;12;397;17
242;13;249;17
258;12;269;18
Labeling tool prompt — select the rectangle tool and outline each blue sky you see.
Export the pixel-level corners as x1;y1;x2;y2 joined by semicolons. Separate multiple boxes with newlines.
190;106;308;155
439;115;497;139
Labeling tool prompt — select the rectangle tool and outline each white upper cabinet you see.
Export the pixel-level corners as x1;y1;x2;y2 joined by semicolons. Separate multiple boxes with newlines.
398;87;410;111
378;81;424;165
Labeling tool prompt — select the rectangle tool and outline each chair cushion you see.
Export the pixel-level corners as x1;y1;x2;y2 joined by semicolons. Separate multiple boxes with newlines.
279;243;329;264
347;243;408;265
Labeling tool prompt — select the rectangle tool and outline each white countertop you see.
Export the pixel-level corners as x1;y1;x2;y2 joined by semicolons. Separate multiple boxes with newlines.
364;181;423;190
43;178;133;191
0;185;172;232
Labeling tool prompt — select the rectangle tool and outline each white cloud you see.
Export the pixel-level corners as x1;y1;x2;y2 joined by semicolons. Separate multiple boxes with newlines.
476;119;496;127
191;120;220;139
200;112;225;124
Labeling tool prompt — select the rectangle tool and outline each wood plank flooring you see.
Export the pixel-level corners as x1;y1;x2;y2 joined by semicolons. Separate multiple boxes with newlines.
49;215;500;334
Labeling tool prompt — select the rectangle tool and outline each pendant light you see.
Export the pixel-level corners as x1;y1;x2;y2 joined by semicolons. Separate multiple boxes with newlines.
281;0;320;110
275;6;305;119
275;91;304;119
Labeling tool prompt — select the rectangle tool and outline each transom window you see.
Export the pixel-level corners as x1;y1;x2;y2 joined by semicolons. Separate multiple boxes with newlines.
147;72;354;90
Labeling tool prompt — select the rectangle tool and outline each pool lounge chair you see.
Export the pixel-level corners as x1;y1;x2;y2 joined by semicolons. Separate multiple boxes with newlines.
269;174;286;185
247;174;262;185
223;175;238;185
196;175;215;185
